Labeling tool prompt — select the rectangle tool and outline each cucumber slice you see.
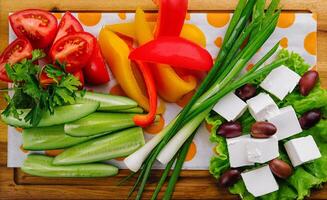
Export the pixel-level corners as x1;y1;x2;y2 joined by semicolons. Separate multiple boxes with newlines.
22;154;118;178
110;106;144;114
53;127;145;165
79;91;138;111
1;101;99;128
64;112;136;137
23;125;101;150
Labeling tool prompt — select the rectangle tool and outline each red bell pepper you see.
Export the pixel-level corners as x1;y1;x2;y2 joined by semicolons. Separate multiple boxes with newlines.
132;61;157;127
129;37;213;71
154;0;188;37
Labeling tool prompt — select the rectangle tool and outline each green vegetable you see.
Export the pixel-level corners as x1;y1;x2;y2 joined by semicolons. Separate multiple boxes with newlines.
64;112;136;137
53;127;145;165
278;48;310;76
1;101;99;128
22;154;118;178
111;107;144;113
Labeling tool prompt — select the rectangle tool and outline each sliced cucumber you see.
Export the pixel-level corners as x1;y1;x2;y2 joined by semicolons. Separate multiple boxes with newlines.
53;127;145;165
23;125;101;150
1;101;99;128
22;154;118;178
79;91;138;111
64;112;136;137
110;106;144;114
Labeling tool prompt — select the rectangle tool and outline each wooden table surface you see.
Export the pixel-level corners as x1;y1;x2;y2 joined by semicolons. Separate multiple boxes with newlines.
0;0;327;199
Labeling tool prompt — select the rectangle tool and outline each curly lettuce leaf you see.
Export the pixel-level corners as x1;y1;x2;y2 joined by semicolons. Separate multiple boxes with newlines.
277;48;310;76
229;180;255;200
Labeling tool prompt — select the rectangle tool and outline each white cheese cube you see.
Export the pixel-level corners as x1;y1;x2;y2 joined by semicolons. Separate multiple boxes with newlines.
260;66;301;100
213;92;247;121
267;106;302;140
246;136;279;163
284;135;321;167
226;135;254;168
246;93;279;121
241;165;279;197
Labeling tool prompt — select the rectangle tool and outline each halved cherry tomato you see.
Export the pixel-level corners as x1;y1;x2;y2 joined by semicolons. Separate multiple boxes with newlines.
50;32;95;73
0;38;33;82
9;9;58;49
83;43;110;85
53;11;84;43
39;70;84;88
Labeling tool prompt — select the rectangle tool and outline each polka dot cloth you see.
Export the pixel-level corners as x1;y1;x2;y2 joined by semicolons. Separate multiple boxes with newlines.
7;12;317;169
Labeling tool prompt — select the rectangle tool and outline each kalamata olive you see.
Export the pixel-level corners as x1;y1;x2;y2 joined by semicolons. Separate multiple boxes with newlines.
269;158;293;179
299;110;322;130
299;70;319;96
235;84;257;101
217;121;242;138
218;169;241;187
250;122;277;138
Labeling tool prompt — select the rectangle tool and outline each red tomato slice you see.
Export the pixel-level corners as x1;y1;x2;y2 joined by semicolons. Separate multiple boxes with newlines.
39;70;84;88
0;38;33;82
50;32;95;73
53;11;84;43
83;43;110;85
9;9;58;49
73;70;85;88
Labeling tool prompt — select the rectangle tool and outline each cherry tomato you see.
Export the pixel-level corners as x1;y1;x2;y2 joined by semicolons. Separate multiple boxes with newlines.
83;43;110;85
53;11;84;43
39;70;84;88
49;32;96;73
9;9;58;49
0;38;33;82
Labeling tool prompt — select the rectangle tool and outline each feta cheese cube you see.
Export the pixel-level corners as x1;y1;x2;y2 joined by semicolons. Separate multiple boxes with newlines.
213;92;247;121
226;135;254;168
260;66;301;100
246;136;279;163
241;165;279;197
284;135;321;167
267;106;302;140
246;93;279;121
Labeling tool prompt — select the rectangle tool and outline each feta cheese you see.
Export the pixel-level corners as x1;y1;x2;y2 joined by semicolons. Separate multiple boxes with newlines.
284;135;321;167
241;165;279;197
260;66;301;100
246;136;279;163
267;106;302;140
246;93;279;121
213;92;247;121
226;135;254;168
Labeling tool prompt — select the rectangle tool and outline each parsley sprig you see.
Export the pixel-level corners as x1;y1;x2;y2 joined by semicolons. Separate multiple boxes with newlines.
2;49;81;127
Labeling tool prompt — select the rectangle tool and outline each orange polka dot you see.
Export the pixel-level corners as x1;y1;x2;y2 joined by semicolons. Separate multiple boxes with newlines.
280;37;289;48
145;13;158;22
246;63;254;71
304;32;317;55
185;13;191;21
207;13;230;28
277;13;295;28
145;115;165;134
115;157;125;161
15;127;23;133
110;84;127;96
185;141;197;161
20;145;29;153
45;149;64;157
53;13;62;20
205;122;213;133
176;90;195;108
118;12;127;20
214;37;223;48
240;37;249;50
78;13;102;26
312;13;317;21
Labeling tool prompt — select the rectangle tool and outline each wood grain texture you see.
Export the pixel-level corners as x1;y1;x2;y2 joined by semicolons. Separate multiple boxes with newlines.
0;0;327;199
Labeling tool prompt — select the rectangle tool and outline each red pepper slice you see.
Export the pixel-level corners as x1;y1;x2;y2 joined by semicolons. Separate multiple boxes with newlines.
129;37;213;71
132;61;157;127
155;0;188;37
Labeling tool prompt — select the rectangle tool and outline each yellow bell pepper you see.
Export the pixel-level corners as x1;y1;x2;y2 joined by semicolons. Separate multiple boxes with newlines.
104;23;136;39
134;8;198;102
98;28;165;113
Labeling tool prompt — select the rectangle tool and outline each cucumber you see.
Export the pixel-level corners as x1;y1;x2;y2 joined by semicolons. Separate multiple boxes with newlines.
79;91;138;111
22;154;118;178
23;125;101;150
64;112;136;137
110;106;144;114
53;127;145;165
1;101;99;128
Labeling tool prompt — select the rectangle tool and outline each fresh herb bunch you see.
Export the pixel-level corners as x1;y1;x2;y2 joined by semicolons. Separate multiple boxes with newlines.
2;49;81;127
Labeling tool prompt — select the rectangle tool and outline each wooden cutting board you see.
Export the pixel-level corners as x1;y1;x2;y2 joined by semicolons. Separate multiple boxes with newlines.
0;0;327;199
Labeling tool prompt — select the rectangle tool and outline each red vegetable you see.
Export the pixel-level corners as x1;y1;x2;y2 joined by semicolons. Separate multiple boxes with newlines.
9;9;58;49
0;38;33;82
53;11;84;43
154;0;188;37
132;61;157;127
83;43;110;85
129;37;213;71
39;70;84;88
50;32;95;73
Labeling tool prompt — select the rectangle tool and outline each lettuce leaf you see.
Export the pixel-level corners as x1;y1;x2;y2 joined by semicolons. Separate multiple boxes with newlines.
277;48;310;76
